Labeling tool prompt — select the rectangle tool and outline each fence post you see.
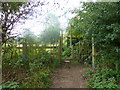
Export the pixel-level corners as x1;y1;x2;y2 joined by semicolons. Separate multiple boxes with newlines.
77;41;80;60
71;45;74;59
78;41;80;55
23;42;27;55
92;37;95;69
70;28;73;59
58;36;62;63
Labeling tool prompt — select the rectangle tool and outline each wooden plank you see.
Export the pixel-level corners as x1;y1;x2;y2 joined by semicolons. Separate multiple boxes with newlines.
16;46;58;49
2;45;59;49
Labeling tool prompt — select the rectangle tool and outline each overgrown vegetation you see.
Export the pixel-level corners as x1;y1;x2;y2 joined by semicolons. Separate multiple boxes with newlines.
2;40;60;88
84;67;120;88
2;21;61;88
1;1;120;89
67;2;120;88
1;1;62;88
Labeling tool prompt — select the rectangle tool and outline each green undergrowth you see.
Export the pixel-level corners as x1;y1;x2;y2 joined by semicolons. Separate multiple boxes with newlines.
84;67;120;88
21;68;52;88
2;46;61;88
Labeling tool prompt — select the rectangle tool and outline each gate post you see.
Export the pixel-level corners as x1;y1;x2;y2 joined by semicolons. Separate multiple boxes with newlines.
92;37;95;69
58;36;62;63
71;45;74;59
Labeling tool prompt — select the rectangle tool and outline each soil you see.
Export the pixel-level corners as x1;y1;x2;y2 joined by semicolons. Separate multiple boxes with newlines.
51;65;87;88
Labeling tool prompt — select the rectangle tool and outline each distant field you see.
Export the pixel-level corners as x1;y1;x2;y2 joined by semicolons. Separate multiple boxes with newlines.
2;43;58;55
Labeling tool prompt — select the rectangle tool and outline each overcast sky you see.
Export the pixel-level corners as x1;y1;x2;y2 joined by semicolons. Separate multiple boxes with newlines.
13;0;83;36
13;0;105;36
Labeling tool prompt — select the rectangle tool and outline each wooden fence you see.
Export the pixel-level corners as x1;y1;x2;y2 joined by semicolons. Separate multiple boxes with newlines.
2;35;63;62
2;42;62;62
70;42;92;62
16;43;62;61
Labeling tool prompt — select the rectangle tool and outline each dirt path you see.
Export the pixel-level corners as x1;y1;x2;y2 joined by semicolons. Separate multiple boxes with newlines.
51;65;87;88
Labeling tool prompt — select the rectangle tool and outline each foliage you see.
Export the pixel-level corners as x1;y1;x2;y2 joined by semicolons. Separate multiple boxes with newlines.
39;13;61;45
30;68;51;88
1;81;20;88
1;2;26;44
2;39;59;88
85;67;120;88
67;2;120;88
62;47;71;58
18;29;37;44
3;1;120;89
2;31;59;88
50;57;61;68
77;2;120;65
29;50;54;72
21;68;52;88
2;43;20;68
1;1;47;44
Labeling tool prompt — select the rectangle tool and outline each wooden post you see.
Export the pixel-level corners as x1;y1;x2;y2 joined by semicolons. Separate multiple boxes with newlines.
77;41;80;60
78;41;80;55
71;45;74;59
70;29;72;48
58;36;62;63
92;37;95;69
23;42;27;55
70;29;73;59
61;30;63;52
58;30;63;63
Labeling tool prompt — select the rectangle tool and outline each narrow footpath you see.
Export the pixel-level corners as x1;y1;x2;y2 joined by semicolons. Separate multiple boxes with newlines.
51;65;87;88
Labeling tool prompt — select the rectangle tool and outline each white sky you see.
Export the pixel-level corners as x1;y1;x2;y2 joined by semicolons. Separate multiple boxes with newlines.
13;0;95;36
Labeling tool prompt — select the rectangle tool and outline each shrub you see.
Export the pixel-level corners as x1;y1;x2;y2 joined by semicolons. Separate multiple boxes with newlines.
21;68;52;88
86;67;120;88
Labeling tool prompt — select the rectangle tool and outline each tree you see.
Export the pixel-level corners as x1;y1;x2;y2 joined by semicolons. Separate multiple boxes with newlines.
39;13;61;45
67;2;120;88
68;1;120;73
0;1;48;44
17;28;37;44
82;2;120;65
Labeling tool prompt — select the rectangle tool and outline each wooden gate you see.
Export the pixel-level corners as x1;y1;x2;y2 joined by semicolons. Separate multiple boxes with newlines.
16;42;62;61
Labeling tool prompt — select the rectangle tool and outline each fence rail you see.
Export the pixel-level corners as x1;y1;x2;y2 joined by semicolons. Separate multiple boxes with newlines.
16;46;58;49
71;43;91;61
2;42;62;62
